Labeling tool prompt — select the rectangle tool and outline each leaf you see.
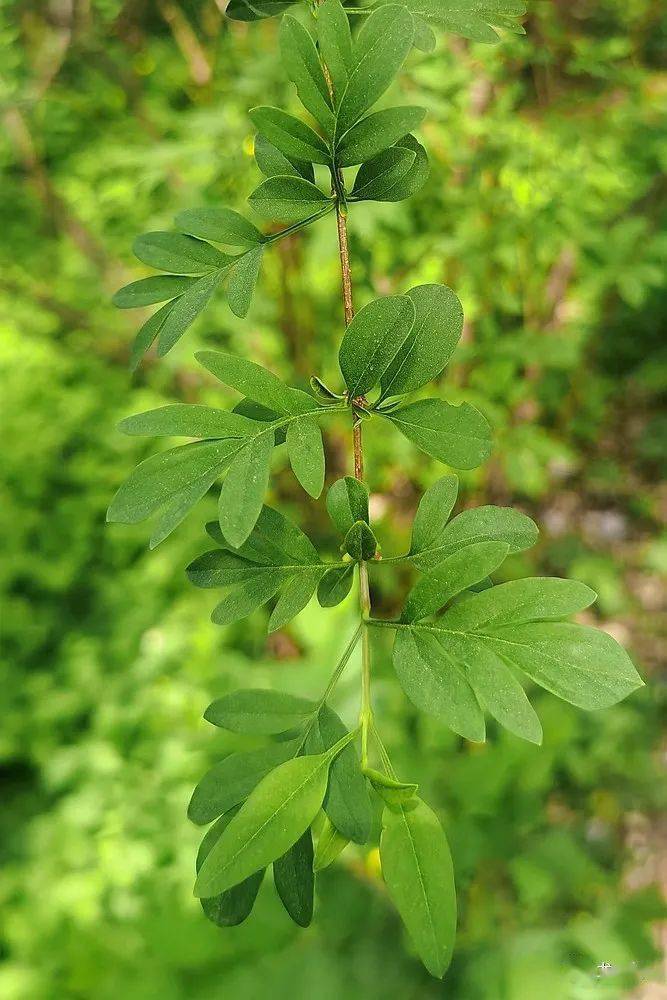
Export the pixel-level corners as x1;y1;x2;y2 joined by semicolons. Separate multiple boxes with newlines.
129;301;174;371
218;429;274;547
227;246;264;318
481;622;643;710
286;418;325;498
313;816;349;871
210;572;287;626
379;284;464;399
402;541;509;622
268;571;321;632
343;520;378;561
317;564;354;607
254;134;315;183
326;476;370;534
157;270;223;356
273;829;315;927
226;0;292;20
454;639;543;744
411;502;539;569
113;275;196;308
132;231;230;274
187;550;272;588
335;6;415;137
118;404;258;439
317;0;354;103
196;810;265;927
337;106;426;167
280;16;334;133
379;133;430;201
221;505;321;568
188;742;299;825
196;350;318;416
413;15;437;52
403;0;527;45
387;398;492;469
305;706;372;844
351;148;417;203
249;106;331;165
339;295;416;398
380;798;457;979
249;175;332;223
365;769;418;807
410;475;459;556
194;750;340;898
204;689;315;735
175;207;264;249
437;577;597;632
393;628;485;740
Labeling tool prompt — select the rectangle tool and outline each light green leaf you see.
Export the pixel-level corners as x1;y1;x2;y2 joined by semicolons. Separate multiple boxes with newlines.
339;295;416;397
335;6;415;137
273;829;315;927
338;106;425;167
343;519;378;561
317;0;353;104
280;17;334;133
210;572;287;626
188;742;299;825
218;430;274;547
204;689;315;734
379;284;464;399
387;398;492;469
365;768;418;807
132;231;230;274
393;628;485;740
227;246;264;318
250;106;331;164
402;541;509;622
380;798;457;979
268;571;321;632
412;502;538;569
157;270;223;356
326;476;369;533
313;816;349;871
196;350;318;416
413;14;437;51
196;810;265;927
118;404;258;440
113;274;196;308
317;564;354;607
379;132;430;201
249;175;332;223
286;417;325;498
351;147;417;202
175;207;264;249
437;577;597;632
254;134;315;183
410;475;459;556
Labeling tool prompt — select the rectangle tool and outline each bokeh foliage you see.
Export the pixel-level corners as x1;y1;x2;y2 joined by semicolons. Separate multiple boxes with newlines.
1;1;665;997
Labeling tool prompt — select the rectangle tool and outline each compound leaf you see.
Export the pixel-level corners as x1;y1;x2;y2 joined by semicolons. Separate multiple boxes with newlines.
204;689;315;735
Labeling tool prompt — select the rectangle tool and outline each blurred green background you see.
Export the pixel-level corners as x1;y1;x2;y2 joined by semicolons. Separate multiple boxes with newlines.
1;2;666;997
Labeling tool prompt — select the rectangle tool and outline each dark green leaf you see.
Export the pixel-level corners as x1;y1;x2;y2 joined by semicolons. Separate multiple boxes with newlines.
286;417;325;498
118;404;258;440
268;571;321;632
196;350;318;416
317;564;354;607
249;175;332;223
129;301;174;371
218;430;274;547
410;475;459;555
227;246;264;318
225;505;321;567
196;810;265;927
210;572;287;626
403;0;527;45
351;147;417;202
187;550;270;589
326;476;369;532
438;577;597;632
317;0;354;104
411;501;539;569
379;132;430;201
402;541;509;622
280;17;334;133
313;816;349;871
250;106;331;164
113;275;196;308
132;231;230;274
387;398;492;469
188;742;299;825
343;519;378;561
157;270;223;356
339;295;416;397
254;134;315;183
380;798;457;979
204;689;315;734
175;207;264;249
365;768;418;807
338;106;425;166
273;829;315;927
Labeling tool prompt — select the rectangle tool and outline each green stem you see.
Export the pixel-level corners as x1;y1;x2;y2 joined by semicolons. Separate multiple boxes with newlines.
264;204;335;246
295;624;363;754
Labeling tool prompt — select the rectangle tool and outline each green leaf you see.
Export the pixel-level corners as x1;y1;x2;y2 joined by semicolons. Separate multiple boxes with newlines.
351;147;417;202
454;639;543;744
218;429;274;547
280;17;334;133
411;500;539;569
337;106;425;167
250;106;331;164
380;798;457;979
196;350;318;416
227;246;264;318
118;404;258;440
335;6;415;137
343;520;378;561
402;541;509;622
226;0;292;21
129;301;174;371
365;769;418;807
268;571;321;632
480;622;643;710
437;577;597;632
222;505;321;568
317;0;353;106
326;476;369;532
286;418;325;498
194;747;348;898
410;475;459;555
175;207;264;249
132;231;230;274
413;14;437;51
254;134;315;183
379;284;464;399
387;398;492;469
403;0;527;45
249;175;332;223
379;133;430;201
210;572;287;626
313;816;349;871
317;564;354;607
196;810;265;927
339;295;416;398
113;275;196;308
204;689;315;735
157;270;223;356
187;550;272;588
188;742;299;825
305;706;372;844
273;829;315;927
393;628;486;740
